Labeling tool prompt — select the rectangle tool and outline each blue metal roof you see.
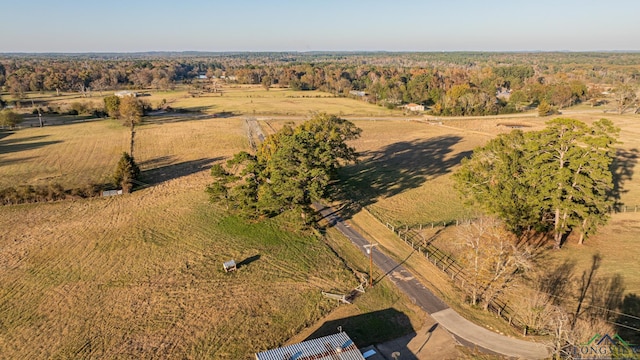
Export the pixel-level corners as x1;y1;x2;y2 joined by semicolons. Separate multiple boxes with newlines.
255;332;365;360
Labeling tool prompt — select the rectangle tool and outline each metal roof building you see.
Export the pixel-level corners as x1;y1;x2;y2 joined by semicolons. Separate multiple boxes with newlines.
255;332;366;360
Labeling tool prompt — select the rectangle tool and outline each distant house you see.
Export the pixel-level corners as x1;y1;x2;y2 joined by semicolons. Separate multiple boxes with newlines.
255;332;367;360
403;103;425;112
197;74;208;80
495;88;511;100
349;90;367;97
114;90;139;98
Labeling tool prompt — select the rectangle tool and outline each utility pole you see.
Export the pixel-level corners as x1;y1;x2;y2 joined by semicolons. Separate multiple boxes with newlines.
363;243;378;288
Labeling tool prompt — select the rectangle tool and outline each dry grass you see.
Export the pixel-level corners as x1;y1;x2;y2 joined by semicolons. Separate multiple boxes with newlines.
0;120;130;188
0;117;247;189
287;225;431;349
339;112;640;341
0;118;353;359
340;111;640;223
338;120;492;225
2;92;638;357
13;86;403;118
156;86;401;117
344;209;528;339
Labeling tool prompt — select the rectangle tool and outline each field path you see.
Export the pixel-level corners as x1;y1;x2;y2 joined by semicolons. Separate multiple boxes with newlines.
314;202;552;359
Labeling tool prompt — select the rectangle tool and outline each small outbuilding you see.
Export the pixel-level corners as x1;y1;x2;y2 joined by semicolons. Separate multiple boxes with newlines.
403;103;425;112
114;90;139;98
255;332;366;360
349;90;367;97
223;260;237;272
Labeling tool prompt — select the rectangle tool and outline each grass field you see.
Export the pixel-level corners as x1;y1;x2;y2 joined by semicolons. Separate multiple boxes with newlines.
0;120;130;188
335;111;640;342
6;85;403;119
2;91;639;357
332;111;640;224
0;116;430;359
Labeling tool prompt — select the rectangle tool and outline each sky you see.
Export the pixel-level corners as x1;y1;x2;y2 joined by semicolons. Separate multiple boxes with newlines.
1;0;639;53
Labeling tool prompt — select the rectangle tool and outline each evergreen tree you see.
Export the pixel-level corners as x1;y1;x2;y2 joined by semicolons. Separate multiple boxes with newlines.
0;110;22;128
454;118;619;248
103;95;120;118
209;113;361;220
528;118;618;248
113;152;140;193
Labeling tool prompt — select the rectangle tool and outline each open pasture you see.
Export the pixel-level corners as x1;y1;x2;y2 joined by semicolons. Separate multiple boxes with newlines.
337;111;640;225
8;85;402;119
0;115;427;359
0;117;247;189
147;86;401;117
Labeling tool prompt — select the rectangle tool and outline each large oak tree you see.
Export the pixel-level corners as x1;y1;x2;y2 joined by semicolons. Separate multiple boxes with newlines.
208;113;361;220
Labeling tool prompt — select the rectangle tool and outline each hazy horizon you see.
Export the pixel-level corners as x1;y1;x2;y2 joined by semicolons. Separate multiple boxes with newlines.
1;0;639;53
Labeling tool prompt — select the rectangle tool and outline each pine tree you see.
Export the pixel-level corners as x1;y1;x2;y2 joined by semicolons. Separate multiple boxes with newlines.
113;152;140;193
454;118;619;248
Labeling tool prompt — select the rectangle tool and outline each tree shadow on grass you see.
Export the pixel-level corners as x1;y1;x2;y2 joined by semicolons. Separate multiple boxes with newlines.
0;156;37;168
331;136;469;220
610;148;639;210
0;134;63;155
140;157;223;185
617;293;640;345
0;131;15;141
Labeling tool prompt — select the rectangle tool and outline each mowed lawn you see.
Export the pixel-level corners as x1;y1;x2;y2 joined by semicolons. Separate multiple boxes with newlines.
0;118;364;358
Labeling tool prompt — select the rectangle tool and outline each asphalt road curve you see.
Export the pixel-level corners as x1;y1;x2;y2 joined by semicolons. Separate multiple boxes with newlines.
314;202;551;360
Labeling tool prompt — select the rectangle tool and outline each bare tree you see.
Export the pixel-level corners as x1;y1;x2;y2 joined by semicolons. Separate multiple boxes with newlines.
119;96;143;158
456;217;533;309
612;83;638;114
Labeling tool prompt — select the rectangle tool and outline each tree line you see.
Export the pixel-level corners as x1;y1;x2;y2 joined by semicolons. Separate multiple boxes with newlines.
2;52;638;115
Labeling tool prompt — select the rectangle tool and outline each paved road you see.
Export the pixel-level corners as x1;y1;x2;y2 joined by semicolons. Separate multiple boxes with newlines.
314;202;551;359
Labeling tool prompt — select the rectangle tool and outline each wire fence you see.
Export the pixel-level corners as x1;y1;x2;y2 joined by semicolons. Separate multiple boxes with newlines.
364;204;640;336
613;204;640;213
386;221;539;335
364;207;540;335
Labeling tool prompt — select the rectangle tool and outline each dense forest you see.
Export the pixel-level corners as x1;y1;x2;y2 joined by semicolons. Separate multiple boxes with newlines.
1;52;639;116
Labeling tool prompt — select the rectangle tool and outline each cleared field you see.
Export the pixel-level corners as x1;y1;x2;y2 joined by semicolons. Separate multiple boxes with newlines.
3;93;638;357
337;119;493;225
0;120;130;189
338;112;640;225
146;86;401;117
337;112;640;341
0;117;247;189
0;117;428;359
11;86;403;118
